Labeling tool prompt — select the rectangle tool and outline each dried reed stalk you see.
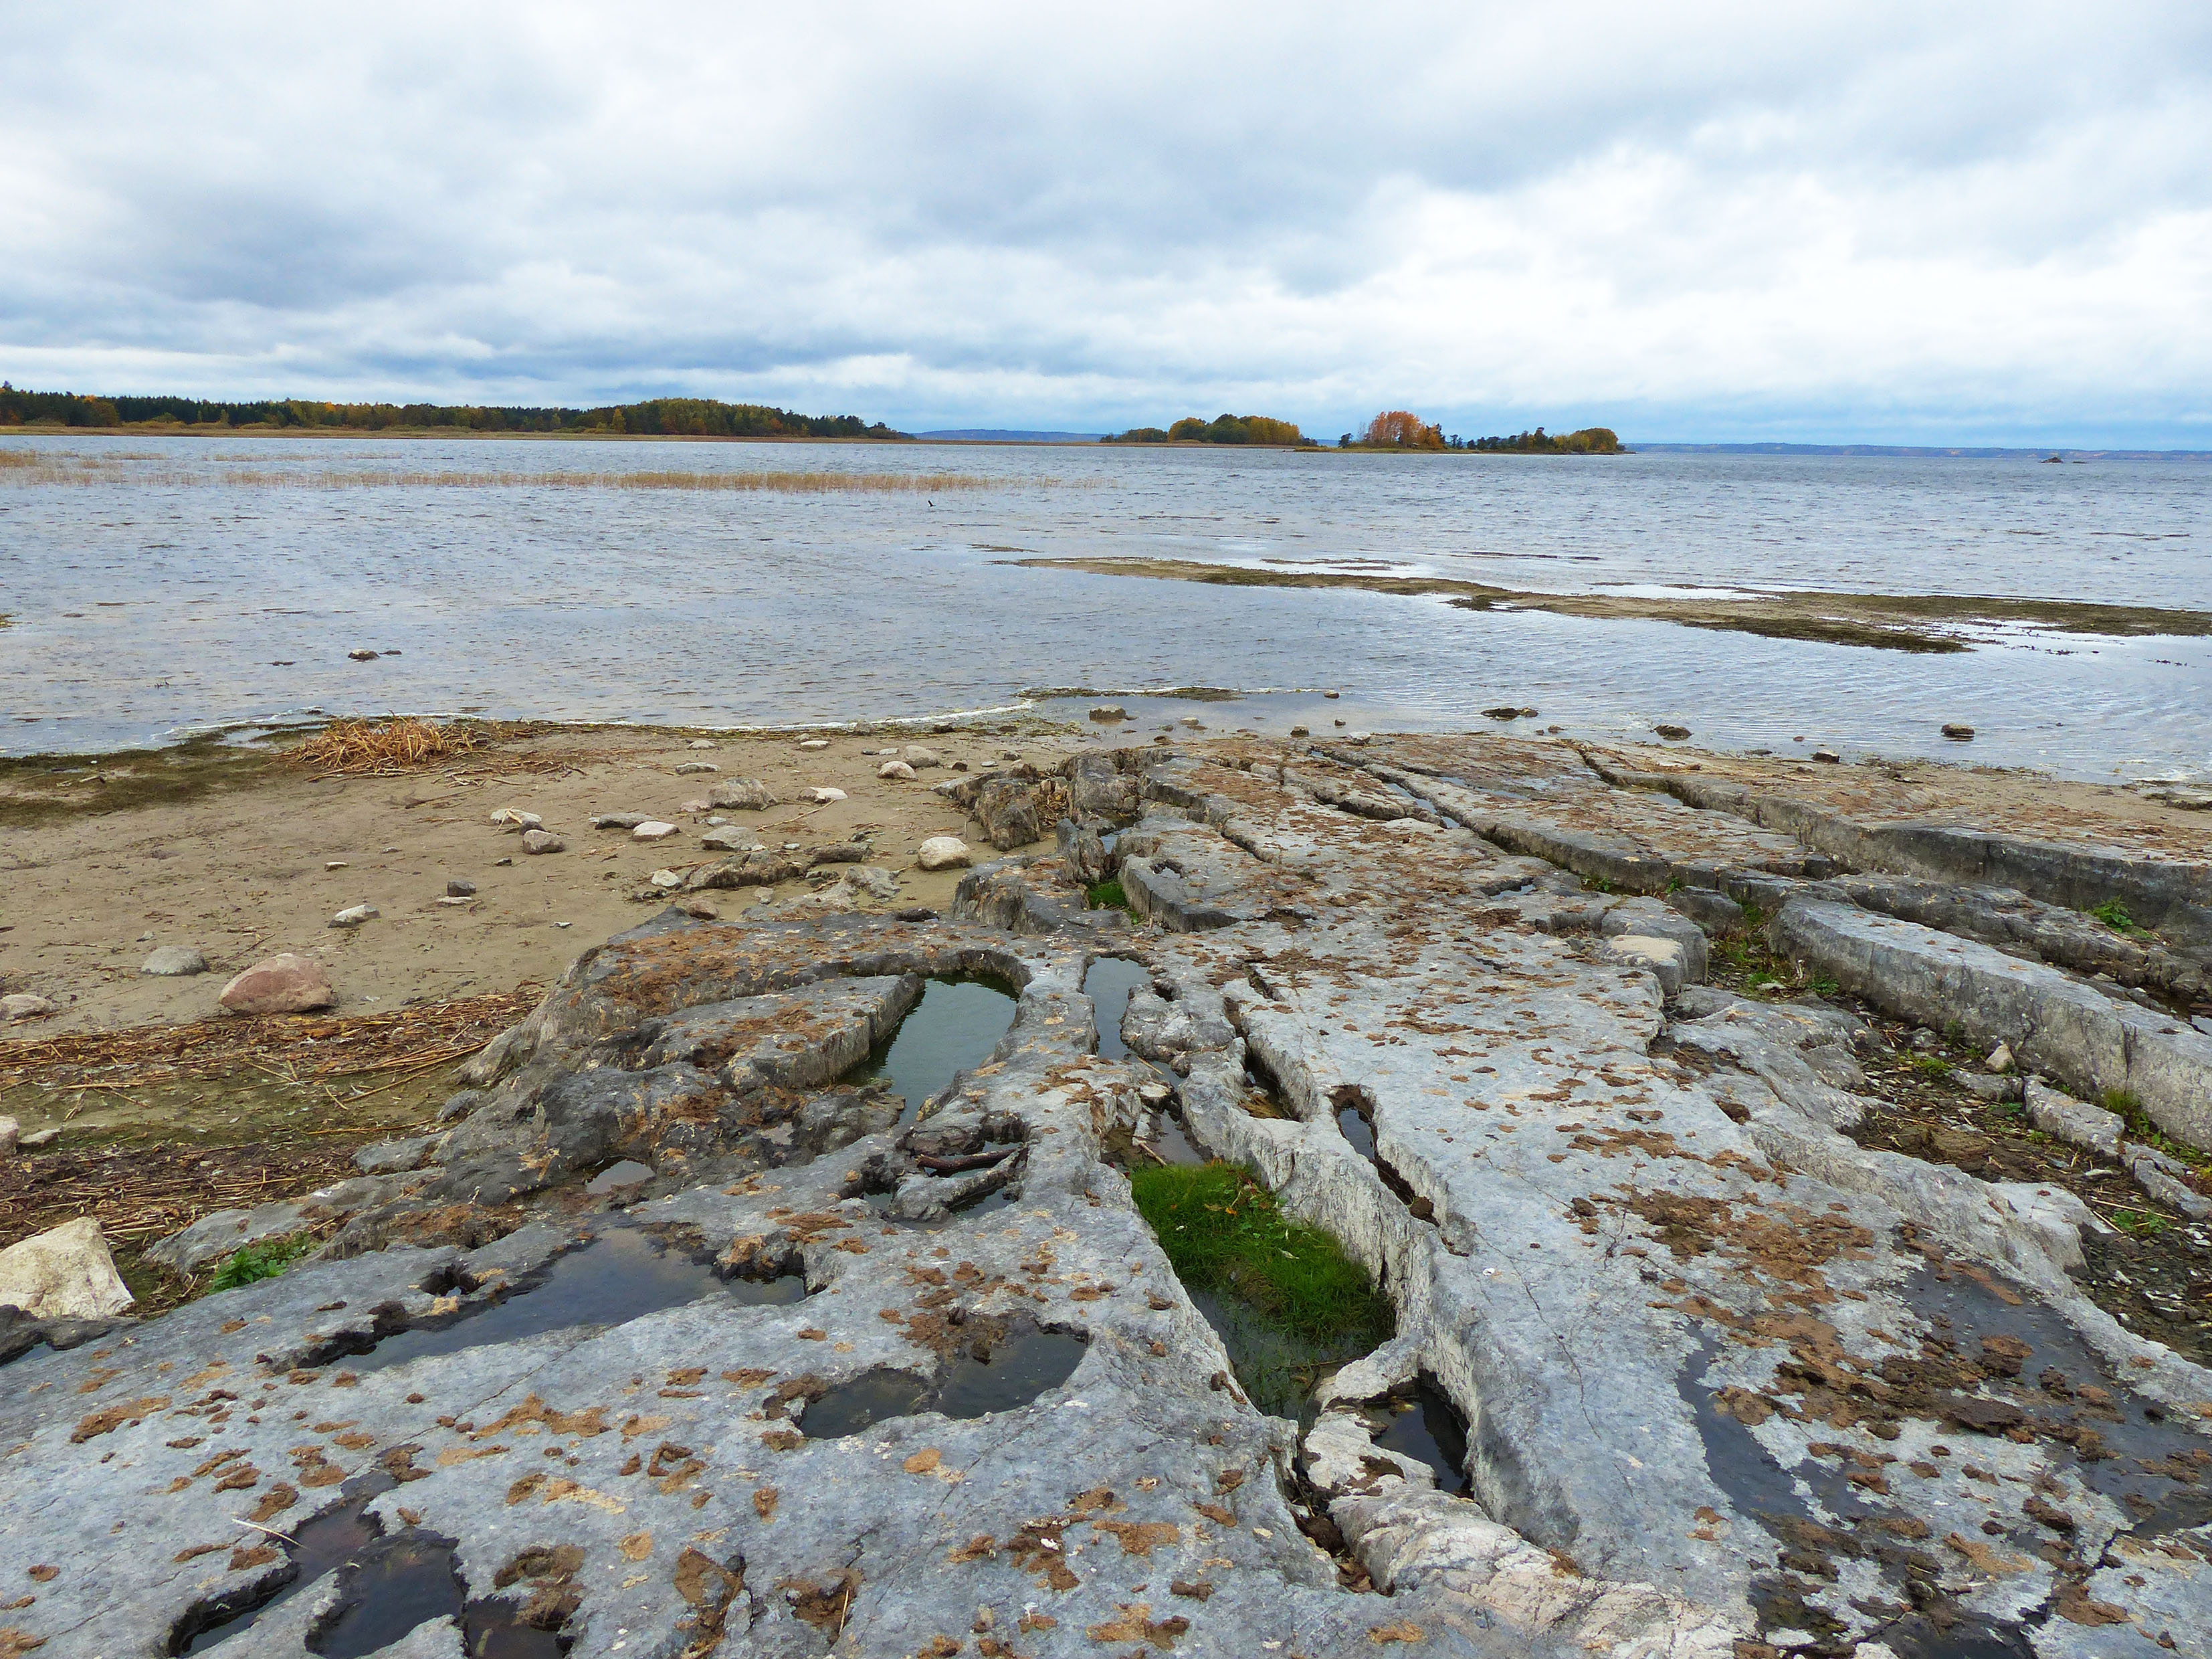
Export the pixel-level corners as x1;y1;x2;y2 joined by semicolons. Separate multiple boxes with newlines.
287;718;483;773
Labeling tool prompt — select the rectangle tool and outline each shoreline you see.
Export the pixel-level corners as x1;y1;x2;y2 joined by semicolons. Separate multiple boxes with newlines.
7;714;2206;1049
1011;554;2212;654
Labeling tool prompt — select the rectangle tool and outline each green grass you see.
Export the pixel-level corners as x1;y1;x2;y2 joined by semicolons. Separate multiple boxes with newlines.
2089;900;2140;933
1908;1054;1955;1078
2111;1207;2169;1239
2102;1088;2211;1173
1086;878;1132;912
1130;1161;1391;1348
208;1234;314;1292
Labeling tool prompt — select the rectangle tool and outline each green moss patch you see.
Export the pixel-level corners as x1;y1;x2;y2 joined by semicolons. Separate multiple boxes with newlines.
1131;1161;1390;1347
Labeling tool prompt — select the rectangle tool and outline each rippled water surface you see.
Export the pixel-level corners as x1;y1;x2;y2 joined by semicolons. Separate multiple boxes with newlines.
3;434;2206;780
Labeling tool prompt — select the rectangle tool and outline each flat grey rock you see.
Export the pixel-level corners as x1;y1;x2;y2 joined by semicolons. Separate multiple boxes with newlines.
10;741;2210;1659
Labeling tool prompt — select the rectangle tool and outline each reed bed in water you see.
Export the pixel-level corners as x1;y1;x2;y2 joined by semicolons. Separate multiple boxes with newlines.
4;460;1017;492
231;468;1012;491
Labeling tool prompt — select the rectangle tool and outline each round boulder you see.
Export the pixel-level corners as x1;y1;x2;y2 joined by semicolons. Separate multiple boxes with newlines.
916;836;973;872
219;953;335;1015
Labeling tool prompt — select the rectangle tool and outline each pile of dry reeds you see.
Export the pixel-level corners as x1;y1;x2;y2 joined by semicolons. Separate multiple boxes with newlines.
287;717;484;773
0;987;538;1094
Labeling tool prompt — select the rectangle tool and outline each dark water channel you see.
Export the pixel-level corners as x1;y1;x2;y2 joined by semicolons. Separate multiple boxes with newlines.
1372;1377;1474;1496
801;1320;1088;1438
1084;956;1206;1165
854;976;1017;1127
344;1229;802;1375
1188;1290;1380;1429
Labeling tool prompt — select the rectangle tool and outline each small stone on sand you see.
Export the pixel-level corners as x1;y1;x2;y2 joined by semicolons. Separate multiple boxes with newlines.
140;946;209;976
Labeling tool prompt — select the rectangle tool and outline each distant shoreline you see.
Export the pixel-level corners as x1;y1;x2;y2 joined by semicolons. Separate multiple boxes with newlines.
7;425;2210;458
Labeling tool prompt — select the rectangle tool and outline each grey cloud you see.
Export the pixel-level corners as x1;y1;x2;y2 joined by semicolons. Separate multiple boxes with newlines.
3;4;2210;440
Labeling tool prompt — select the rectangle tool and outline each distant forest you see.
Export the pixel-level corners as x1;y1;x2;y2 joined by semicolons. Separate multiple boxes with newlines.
1468;426;1621;453
0;383;909;440
1344;413;1623;453
1104;413;1314;446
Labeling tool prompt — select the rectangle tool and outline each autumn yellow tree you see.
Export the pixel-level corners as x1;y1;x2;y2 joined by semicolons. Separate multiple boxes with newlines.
1361;410;1445;450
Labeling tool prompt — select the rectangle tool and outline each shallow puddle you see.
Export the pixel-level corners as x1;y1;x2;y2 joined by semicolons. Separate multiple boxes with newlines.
1190;1288;1377;1428
182;1476;569;1656
1334;1098;1375;1159
802;1321;1088;1438
310;1527;466;1658
181;1470;396;1652
1085;956;1207;1165
801;1369;933;1439
1372;1377;1472;1496
1899;1264;2212;1533
344;1229;801;1375
853;976;1017;1127
1083;957;1152;1063
585;1159;653;1195
938;1325;1087;1417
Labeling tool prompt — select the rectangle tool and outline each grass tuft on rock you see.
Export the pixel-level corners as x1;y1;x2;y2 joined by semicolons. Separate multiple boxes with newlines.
208;1234;314;1292
1086;878;1132;913
2088;899;2140;933
1130;1161;1391;1348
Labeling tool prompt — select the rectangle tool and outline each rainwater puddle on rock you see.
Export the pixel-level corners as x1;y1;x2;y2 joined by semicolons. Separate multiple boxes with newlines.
1086;956;1207;1166
801;1321;1088;1438
310;1527;466;1658
180;1471;395;1652
802;1369;933;1439
1190;1290;1376;1429
853;976;1017;1127
1084;957;1152;1063
344;1229;800;1375
1900;1263;2212;1533
1678;1335;2041;1659
183;1484;569;1657
938;1326;1088;1417
585;1159;653;1195
1372;1377;1473;1496
308;1530;567;1659
1335;1098;1375;1160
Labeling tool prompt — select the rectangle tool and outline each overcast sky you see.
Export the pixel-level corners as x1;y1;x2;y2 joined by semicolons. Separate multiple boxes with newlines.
4;5;2210;444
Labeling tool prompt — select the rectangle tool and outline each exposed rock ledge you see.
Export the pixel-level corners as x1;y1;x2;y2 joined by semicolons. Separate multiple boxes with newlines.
2;735;2207;1659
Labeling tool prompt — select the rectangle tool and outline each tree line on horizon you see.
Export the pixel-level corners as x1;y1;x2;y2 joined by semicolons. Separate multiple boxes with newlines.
1104;413;1315;446
0;383;910;440
1340;411;1623;453
1098;407;1623;454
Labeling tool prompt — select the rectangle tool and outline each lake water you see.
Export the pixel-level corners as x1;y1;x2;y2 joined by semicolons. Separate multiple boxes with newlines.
2;433;2206;782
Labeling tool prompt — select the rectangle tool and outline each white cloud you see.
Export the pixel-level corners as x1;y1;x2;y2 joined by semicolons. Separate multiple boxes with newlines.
2;2;2209;441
